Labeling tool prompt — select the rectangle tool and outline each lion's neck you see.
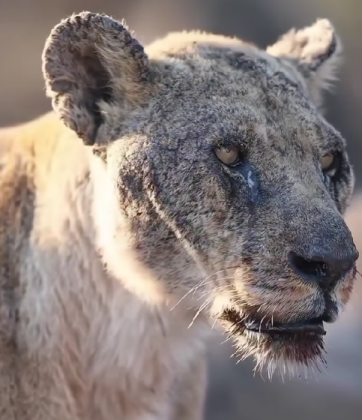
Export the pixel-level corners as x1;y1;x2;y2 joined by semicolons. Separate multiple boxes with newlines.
24;142;207;414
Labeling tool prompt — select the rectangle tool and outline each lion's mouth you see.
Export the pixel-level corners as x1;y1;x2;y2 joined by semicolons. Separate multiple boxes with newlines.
244;317;326;336
220;308;327;369
221;308;326;337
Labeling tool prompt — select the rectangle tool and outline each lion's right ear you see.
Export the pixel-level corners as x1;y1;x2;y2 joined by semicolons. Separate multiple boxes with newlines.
42;12;152;145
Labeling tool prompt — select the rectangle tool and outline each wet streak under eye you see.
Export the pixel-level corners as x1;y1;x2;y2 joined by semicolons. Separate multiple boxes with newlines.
233;161;260;205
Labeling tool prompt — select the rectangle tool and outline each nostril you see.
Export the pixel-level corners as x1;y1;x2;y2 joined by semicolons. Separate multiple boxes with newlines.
288;251;329;282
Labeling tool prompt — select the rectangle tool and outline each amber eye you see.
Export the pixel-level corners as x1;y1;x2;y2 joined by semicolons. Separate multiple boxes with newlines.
321;153;335;171
215;147;241;166
321;152;342;177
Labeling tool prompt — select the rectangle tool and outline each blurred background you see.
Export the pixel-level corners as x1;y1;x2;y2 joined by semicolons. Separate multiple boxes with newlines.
0;0;361;419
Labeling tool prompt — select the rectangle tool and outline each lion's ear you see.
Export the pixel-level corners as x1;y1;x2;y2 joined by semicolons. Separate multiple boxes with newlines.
42;12;152;145
267;19;342;108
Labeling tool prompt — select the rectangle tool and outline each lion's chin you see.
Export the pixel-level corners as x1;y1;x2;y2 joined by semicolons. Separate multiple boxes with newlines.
219;309;327;377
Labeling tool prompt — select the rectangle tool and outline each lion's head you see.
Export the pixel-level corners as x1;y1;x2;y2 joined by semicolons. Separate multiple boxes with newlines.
42;13;358;374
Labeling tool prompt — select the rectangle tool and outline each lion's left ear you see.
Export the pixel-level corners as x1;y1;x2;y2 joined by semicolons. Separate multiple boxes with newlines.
266;19;342;108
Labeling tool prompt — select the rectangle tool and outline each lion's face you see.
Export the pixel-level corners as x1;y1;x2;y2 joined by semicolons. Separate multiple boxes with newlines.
43;14;358;372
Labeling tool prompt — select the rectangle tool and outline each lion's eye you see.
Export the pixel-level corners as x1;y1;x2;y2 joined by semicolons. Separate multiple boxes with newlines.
321;153;335;171
215;147;241;166
321;151;343;178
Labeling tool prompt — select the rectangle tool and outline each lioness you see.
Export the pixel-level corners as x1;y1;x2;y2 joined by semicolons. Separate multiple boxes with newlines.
0;12;358;420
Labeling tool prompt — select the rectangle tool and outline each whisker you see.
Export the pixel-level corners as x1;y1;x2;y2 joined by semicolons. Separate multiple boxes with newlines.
193;281;236;306
211;318;218;329
188;298;213;329
170;265;240;311
170;279;215;311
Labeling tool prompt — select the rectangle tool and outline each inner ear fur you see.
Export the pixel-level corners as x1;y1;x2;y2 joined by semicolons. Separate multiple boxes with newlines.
42;12;153;145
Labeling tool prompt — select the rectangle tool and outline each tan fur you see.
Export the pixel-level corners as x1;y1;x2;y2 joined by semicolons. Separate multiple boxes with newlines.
0;113;209;419
0;12;358;419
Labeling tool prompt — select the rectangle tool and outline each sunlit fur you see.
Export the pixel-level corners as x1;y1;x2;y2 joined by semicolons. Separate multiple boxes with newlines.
0;11;358;419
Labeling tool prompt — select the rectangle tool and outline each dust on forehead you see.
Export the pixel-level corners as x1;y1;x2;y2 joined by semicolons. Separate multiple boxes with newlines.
145;34;342;157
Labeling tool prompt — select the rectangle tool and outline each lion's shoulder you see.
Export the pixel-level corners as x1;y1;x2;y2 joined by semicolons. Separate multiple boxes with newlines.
0;112;66;163
0;110;88;331
0;111;90;191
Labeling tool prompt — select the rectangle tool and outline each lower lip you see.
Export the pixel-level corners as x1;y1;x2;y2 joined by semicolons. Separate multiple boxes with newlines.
244;320;326;336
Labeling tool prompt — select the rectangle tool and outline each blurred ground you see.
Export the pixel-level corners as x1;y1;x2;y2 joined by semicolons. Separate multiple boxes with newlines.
1;1;361;419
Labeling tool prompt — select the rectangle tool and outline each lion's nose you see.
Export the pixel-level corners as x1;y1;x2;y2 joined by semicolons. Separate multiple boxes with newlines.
288;247;359;290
